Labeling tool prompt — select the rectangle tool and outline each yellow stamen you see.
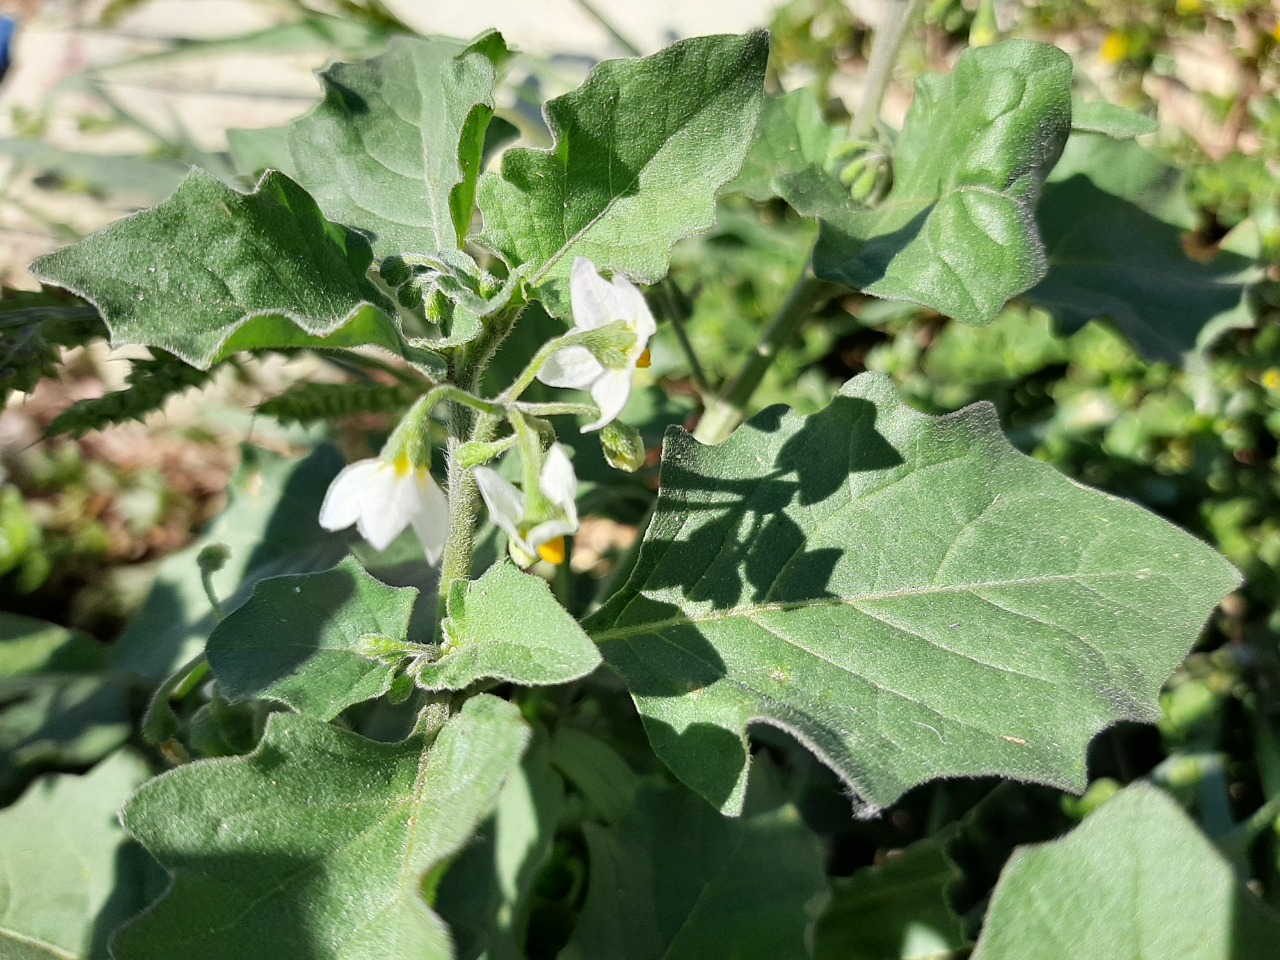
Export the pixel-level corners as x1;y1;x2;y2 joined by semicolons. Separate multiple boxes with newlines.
393;452;412;477
537;536;566;565
636;347;652;369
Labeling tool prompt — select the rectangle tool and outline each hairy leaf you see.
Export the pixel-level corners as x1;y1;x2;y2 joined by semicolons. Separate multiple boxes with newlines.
46;351;216;437
1026;132;1259;361
207;557;417;720
588;373;1239;815
288;34;504;256
0;751;158;960
785;40;1072;325
730;88;844;202
559;772;828;960
257;379;420;425
478;32;767;314
113;696;530;960
0;286;104;402
416;562;602;691
972;785;1280;959
30;169;399;369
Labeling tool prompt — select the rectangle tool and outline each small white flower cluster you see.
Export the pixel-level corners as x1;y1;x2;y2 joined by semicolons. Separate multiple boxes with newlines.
318;258;654;569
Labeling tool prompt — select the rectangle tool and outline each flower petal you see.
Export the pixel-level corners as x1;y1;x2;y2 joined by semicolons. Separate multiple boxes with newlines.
355;466;414;551
583;368;634;432
409;471;449;565
474;467;526;542
611;273;656;337
539;443;579;520
318;459;383;533
537;344;605;389
570;257;626;331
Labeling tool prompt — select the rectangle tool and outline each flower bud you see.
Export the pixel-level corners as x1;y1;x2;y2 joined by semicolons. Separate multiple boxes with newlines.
600;421;645;473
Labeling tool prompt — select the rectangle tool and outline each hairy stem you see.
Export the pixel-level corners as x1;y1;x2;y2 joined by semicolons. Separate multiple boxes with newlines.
850;0;924;141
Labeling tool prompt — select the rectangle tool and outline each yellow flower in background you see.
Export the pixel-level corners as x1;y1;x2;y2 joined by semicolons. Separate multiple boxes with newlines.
1100;31;1131;64
1261;369;1280;392
1175;0;1203;15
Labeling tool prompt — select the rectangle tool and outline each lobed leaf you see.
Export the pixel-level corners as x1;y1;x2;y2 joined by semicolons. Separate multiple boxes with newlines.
587;372;1239;815
206;556;417;721
46;351;215;438
784;40;1072;326
287;34;505;257
971;784;1280;959
418;561;602;691
478;31;768;314
30;169;399;369
113;695;530;960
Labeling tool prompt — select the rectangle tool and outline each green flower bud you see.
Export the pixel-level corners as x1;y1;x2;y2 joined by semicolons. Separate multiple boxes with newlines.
600;421;645;473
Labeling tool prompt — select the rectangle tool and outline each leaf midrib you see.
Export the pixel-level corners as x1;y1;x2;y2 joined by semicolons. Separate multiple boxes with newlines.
590;569;1163;643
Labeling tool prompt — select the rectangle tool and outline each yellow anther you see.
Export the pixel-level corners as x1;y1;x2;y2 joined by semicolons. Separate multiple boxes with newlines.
393;452;413;477
636;347;652;369
537;536;567;565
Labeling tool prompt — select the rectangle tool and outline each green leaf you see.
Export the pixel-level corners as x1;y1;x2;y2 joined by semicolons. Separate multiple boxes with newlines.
788;40;1072;325
1070;99;1158;139
112;445;434;682
730;88;844;202
287;35;504;256
1025;132;1259;361
558;771;828;960
46;351;215;437
971;784;1280;960
587;372;1240;815
0;751;159;960
815;833;968;960
256;379;420;425
30;169;399;369
434;735;566;960
478;32;768;314
207;556;417;721
0;615;131;793
113;695;530;960
416;561;602;691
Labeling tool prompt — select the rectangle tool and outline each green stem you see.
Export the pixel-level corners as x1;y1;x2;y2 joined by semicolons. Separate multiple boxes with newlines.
693;270;826;445
655;278;712;398
514;401;599;418
436;301;526;616
850;0;925;141
572;0;643;56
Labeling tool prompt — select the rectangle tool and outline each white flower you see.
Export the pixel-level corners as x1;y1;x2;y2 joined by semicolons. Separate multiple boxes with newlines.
537;257;656;432
319;453;448;563
474;443;578;566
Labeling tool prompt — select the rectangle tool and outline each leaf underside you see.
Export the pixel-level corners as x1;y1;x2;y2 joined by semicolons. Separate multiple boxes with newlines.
588;372;1239;815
